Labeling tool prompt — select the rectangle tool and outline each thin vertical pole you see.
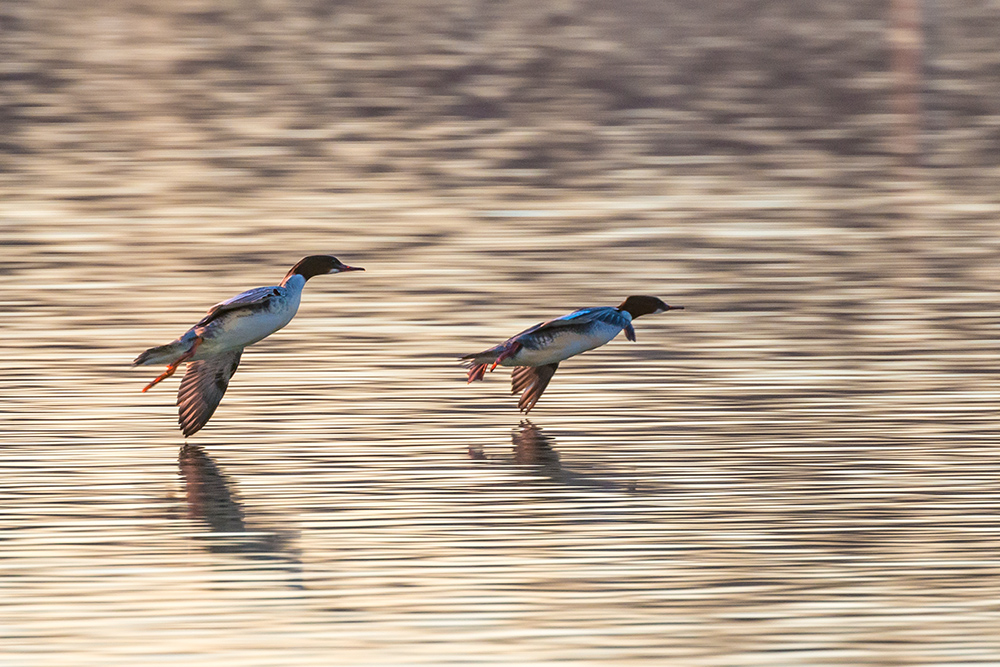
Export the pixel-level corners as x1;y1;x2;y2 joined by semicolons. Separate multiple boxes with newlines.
889;0;923;166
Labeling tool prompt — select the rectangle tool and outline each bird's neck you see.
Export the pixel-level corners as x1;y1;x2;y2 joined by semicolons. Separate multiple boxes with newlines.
280;273;307;291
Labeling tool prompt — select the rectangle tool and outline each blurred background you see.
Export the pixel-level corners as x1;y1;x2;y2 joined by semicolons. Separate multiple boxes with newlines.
8;0;1000;205
2;1;1000;665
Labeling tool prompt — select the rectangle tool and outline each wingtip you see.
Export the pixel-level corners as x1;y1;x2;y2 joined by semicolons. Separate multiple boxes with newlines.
178;417;202;438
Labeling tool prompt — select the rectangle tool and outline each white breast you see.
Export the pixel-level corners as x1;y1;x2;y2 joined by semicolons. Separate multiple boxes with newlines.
192;284;302;359
221;304;297;347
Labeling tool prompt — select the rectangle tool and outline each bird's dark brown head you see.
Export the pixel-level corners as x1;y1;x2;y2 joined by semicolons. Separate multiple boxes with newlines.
618;295;682;319
283;255;364;284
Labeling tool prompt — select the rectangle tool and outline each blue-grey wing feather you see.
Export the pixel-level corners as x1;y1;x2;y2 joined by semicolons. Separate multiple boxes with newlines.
196;286;280;326
515;307;628;347
460;307;631;373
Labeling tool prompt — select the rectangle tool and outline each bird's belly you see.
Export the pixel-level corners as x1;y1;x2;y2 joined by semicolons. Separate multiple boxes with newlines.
194;309;294;357
504;328;619;367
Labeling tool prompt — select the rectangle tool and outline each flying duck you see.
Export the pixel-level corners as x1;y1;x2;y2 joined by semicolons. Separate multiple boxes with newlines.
134;255;363;437
462;295;682;413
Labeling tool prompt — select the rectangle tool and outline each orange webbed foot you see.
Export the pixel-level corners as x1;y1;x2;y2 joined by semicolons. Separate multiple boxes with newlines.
142;365;178;392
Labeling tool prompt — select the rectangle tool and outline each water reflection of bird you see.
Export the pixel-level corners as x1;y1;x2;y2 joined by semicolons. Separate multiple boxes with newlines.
135;255;363;437
468;420;562;471
178;443;292;556
470;421;633;490
179;443;247;535
462;296;682;412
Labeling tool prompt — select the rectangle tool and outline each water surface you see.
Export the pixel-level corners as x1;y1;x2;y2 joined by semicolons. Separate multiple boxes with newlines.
2;186;1000;665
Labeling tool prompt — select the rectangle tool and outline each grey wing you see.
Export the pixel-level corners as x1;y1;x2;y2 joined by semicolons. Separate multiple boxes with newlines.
461;308;624;374
517;307;623;339
511;363;559;413
196;286;279;327
177;349;243;437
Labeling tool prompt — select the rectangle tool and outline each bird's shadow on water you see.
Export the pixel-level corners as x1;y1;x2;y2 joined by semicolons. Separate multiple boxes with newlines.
469;420;638;491
178;443;300;565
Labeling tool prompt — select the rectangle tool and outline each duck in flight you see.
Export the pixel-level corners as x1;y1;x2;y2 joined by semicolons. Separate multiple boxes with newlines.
134;255;363;437
462;296;682;413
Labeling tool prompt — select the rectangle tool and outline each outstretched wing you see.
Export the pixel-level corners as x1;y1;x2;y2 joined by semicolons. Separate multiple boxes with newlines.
196;286;280;327
177;349;244;437
511;363;559;413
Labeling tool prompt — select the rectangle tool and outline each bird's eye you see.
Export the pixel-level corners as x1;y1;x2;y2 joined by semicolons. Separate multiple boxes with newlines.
272;289;280;296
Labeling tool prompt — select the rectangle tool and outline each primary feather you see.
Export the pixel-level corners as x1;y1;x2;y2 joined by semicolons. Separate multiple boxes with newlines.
177;350;243;437
511;364;559;413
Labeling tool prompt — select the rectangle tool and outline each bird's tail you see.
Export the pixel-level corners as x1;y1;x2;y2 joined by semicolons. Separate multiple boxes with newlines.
460;349;501;383
460;352;491;383
460;341;521;383
133;343;185;367
133;331;199;366
464;362;489;383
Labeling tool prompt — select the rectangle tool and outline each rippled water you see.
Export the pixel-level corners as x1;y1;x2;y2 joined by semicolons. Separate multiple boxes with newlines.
2;184;1000;665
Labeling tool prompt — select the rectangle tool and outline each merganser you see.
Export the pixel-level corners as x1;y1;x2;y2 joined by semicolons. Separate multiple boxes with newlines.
461;295;682;413
134;255;363;437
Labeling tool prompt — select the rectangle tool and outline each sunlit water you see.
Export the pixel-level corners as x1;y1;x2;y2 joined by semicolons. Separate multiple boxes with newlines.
2;184;1000;666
